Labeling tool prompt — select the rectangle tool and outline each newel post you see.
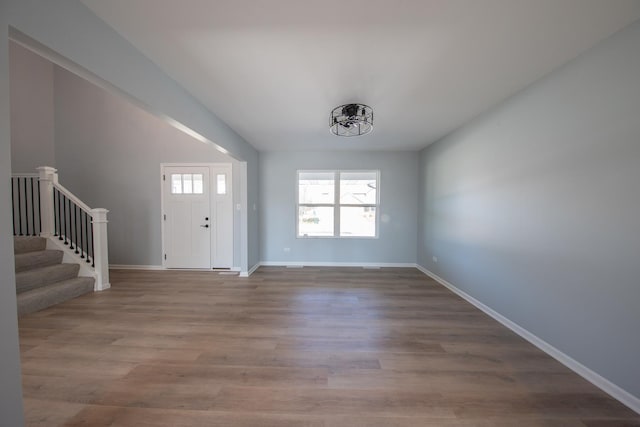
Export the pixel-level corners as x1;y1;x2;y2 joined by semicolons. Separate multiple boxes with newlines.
91;208;110;291
37;166;58;238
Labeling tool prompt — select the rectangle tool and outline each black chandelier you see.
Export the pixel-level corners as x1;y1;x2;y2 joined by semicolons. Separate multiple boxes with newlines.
330;103;373;137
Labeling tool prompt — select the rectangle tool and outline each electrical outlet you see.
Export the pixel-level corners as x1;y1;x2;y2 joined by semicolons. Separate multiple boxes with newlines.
284;247;291;253
432;256;438;263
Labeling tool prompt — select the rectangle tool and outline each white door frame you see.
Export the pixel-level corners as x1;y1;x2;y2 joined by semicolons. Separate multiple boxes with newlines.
161;162;234;270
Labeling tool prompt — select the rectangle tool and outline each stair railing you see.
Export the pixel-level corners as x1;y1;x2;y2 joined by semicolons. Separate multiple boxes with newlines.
10;173;41;237
11;167;109;291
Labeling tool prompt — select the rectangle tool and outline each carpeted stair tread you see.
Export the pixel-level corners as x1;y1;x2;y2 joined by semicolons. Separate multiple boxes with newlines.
15;263;80;294
13;236;96;315
14;236;47;254
15;249;63;273
17;277;95;316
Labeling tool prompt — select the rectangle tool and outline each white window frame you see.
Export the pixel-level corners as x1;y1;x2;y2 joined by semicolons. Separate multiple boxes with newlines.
296;169;380;239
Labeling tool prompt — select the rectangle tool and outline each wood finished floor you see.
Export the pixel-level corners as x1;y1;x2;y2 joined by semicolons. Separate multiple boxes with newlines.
18;267;640;427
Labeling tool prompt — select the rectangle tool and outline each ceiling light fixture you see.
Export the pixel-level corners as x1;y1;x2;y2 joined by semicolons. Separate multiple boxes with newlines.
330;103;373;137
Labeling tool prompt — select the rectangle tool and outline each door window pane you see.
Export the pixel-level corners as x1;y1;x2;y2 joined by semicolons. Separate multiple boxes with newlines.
298;206;334;237
193;174;204;194
183;174;193;194
217;174;227;195
171;174;183;194
171;173;204;195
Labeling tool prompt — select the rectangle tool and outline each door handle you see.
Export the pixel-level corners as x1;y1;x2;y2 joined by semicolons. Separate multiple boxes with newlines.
200;224;209;228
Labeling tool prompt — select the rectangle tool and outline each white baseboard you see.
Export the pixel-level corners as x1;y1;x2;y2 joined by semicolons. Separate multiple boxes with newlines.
415;264;640;415
110;264;249;274
259;261;416;268
109;264;163;270
110;265;236;272
240;261;416;276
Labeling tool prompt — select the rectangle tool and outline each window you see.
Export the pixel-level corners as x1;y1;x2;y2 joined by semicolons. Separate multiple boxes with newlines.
171;173;204;194
297;170;378;238
216;174;227;195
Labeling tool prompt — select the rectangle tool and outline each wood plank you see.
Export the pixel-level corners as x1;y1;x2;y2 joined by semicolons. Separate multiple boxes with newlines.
210;386;455;417
196;349;381;371
23;398;85;427
63;405;325;427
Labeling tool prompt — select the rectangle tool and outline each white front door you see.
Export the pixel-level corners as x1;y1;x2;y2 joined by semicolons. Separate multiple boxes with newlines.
163;166;211;269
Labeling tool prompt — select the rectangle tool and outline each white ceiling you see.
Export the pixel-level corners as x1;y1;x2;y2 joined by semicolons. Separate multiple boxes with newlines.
81;0;640;152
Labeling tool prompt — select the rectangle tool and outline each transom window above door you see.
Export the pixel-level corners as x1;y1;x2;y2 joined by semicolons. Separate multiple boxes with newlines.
171;173;204;194
297;170;379;238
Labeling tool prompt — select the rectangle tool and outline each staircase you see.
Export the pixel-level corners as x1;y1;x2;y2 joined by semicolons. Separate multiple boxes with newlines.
14;236;94;316
10;167;110;314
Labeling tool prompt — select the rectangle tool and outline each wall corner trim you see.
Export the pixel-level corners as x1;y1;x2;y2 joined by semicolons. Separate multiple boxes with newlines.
414;264;640;415
240;262;261;277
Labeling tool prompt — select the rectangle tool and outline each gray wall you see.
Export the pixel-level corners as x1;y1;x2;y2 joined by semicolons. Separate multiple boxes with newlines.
418;20;640;399
260;151;418;264
9;42;55;172
53;66;242;267
0;4;25;425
